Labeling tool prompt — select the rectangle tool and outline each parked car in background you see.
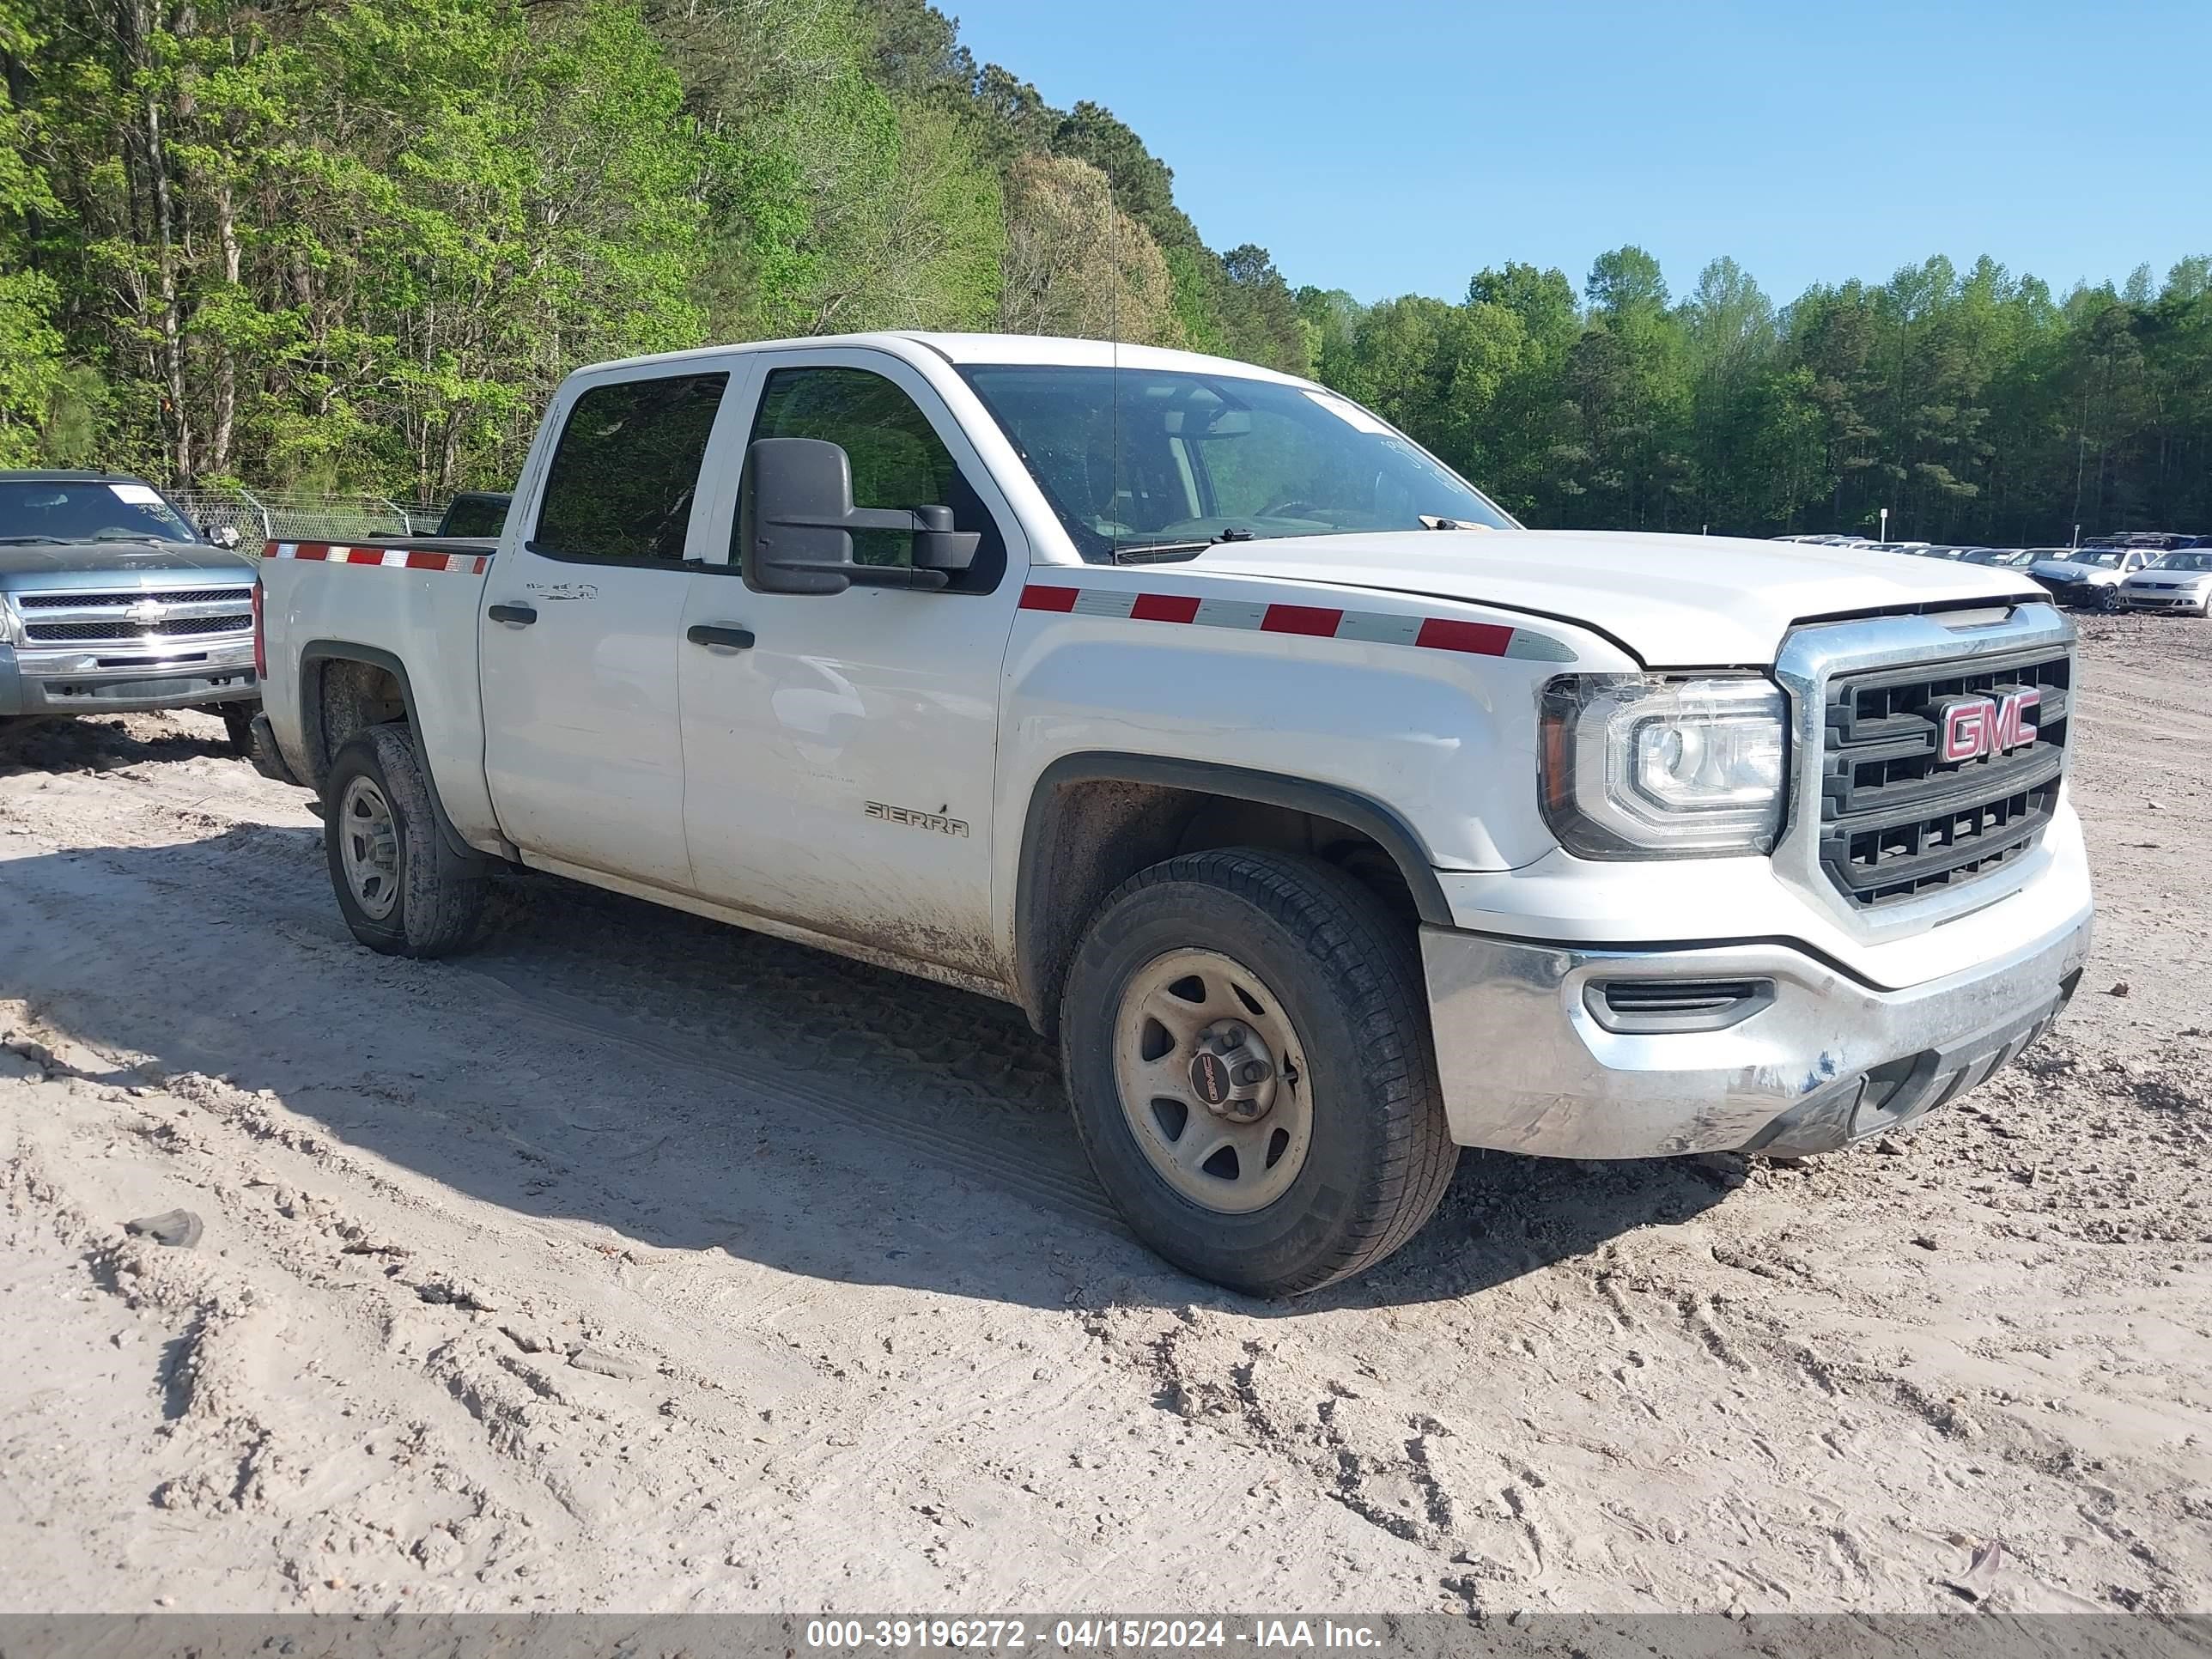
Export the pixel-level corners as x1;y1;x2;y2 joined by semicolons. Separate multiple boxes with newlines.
1911;545;1973;560
2081;532;2200;554
2029;546;2158;610
1964;548;2039;568
1851;541;1932;556
0;470;260;749
2118;550;2212;616
432;491;511;538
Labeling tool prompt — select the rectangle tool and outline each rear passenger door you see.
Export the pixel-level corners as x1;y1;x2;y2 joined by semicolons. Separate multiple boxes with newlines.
480;366;735;890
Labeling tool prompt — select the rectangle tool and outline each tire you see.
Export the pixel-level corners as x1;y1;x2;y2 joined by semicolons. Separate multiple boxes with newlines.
219;703;255;757
2095;586;2121;612
1060;848;1457;1297
323;724;488;957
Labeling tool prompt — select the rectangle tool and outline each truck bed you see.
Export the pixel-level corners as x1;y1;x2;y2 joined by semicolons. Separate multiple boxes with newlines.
257;538;503;849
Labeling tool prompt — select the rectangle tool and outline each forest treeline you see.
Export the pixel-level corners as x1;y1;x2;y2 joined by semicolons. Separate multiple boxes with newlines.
1;0;2206;542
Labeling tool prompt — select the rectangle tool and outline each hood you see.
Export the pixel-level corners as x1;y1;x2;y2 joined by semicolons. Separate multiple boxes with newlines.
1190;529;2045;666
2030;559;2121;584
0;540;258;592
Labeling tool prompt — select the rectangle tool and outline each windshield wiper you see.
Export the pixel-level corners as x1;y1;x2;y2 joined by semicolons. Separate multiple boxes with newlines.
1419;514;1492;531
0;535;65;544
1112;527;1256;565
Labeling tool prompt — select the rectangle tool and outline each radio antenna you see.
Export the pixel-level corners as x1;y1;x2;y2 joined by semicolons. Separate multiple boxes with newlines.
1109;178;1121;557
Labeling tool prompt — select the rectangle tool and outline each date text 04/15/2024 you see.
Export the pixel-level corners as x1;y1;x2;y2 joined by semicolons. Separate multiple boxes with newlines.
803;1620;1383;1651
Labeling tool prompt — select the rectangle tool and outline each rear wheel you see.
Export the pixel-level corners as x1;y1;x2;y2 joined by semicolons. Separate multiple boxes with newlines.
323;724;487;957
1060;848;1457;1297
219;703;255;757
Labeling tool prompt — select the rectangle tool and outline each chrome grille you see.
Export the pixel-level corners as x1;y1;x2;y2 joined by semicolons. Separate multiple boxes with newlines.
16;586;250;609
25;612;252;642
1818;644;2073;908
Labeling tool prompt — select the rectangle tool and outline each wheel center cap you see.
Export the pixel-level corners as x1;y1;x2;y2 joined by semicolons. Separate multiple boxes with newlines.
1188;1049;1234;1107
1188;1022;1277;1121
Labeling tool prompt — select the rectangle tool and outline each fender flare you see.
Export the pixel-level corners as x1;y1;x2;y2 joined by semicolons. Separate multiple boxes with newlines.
1012;751;1455;1027
299;641;494;869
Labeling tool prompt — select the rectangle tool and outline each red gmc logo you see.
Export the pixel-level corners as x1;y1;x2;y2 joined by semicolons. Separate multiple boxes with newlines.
1938;688;2040;763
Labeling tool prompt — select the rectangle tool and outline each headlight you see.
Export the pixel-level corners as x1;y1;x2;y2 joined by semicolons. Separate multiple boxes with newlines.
1540;675;1787;858
0;598;21;647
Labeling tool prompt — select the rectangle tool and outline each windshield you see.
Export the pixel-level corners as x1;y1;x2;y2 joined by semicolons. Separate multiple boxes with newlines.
0;478;198;544
2072;550;2128;568
959;365;1515;561
2149;551;2212;572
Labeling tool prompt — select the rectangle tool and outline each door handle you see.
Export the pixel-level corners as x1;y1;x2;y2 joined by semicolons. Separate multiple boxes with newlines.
686;623;756;651
488;603;538;627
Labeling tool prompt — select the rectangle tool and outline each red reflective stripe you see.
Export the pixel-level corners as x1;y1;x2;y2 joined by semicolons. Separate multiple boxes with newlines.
404;550;448;569
293;544;328;561
1415;617;1514;656
1261;603;1343;636
1130;592;1201;624
1018;583;1080;611
344;548;384;565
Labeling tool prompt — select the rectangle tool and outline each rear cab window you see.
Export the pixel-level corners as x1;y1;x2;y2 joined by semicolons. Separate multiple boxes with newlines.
534;373;730;565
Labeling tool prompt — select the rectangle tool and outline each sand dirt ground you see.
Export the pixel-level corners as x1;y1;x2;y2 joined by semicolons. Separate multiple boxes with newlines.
2;613;2208;1617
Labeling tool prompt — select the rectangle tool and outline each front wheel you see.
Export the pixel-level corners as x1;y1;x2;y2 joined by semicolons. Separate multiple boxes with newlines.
219;703;255;757
323;724;487;957
2095;585;2122;612
1060;848;1457;1296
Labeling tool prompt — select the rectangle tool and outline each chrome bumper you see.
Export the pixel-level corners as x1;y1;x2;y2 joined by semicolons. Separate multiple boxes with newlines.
2119;592;2210;612
0;637;258;717
1421;906;2093;1158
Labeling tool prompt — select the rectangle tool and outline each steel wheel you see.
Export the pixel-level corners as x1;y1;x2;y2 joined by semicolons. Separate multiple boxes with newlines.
1111;947;1314;1214
337;775;402;921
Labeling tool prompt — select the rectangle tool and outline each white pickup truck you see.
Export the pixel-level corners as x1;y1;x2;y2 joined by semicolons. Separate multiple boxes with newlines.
252;332;2094;1295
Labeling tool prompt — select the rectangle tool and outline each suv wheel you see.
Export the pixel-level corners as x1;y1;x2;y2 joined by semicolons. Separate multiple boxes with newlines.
323;724;487;957
1060;848;1456;1296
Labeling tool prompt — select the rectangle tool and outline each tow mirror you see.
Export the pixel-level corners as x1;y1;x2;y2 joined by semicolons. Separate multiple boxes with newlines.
742;437;979;595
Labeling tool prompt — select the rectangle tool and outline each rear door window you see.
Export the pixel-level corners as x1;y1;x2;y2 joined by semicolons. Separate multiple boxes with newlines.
534;373;729;565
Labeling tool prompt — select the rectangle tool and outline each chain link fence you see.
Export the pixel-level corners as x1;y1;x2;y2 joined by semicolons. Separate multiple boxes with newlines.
168;488;452;556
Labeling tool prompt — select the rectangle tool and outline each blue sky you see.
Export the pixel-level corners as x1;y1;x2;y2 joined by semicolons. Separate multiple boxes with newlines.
944;0;2211;307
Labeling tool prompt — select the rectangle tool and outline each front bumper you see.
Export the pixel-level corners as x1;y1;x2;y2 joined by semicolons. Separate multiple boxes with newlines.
1421;905;2093;1159
2119;588;2212;614
2048;580;2116;608
0;638;258;717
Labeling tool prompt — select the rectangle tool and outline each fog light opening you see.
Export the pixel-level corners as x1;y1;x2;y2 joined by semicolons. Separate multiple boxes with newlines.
1585;975;1776;1034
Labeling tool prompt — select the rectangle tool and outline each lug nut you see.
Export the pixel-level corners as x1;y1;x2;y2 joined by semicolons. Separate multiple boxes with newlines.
1237;1062;1269;1085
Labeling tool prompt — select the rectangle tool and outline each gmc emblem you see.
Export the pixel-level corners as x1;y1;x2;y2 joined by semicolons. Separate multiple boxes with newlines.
1936;687;2040;763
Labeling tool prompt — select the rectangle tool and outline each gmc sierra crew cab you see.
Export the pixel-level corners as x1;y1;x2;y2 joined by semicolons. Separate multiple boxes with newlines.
252;333;2094;1295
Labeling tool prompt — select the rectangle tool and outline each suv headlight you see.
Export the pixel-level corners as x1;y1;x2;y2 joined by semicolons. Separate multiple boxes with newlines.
1539;675;1788;858
0;596;21;647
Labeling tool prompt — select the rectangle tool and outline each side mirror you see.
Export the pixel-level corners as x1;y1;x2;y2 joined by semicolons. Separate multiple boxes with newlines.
204;523;241;549
743;437;980;595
